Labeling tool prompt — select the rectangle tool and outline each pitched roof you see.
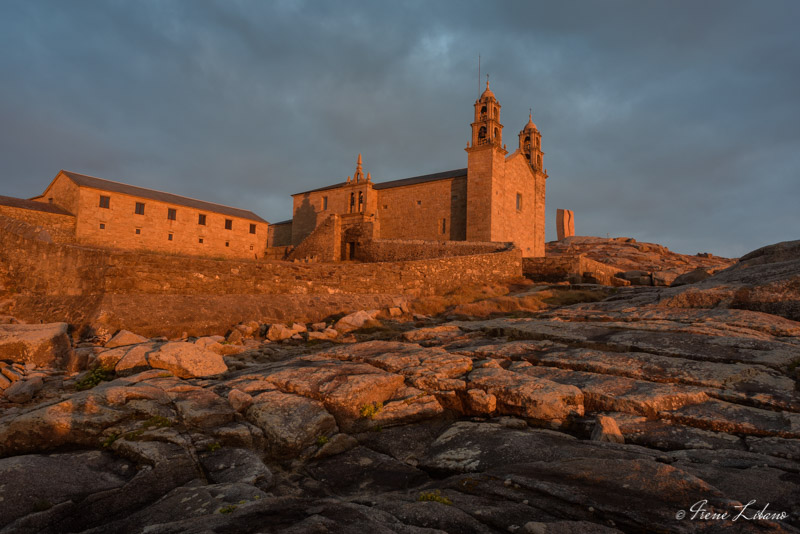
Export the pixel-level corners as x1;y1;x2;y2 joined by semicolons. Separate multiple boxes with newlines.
372;168;467;190
0;195;74;216
269;219;293;226
293;168;467;196
58;170;268;223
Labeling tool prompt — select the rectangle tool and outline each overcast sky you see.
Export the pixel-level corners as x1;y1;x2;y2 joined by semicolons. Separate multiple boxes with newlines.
1;1;798;257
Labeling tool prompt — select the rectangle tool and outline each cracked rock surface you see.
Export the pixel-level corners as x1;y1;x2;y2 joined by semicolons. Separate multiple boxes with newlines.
1;241;799;533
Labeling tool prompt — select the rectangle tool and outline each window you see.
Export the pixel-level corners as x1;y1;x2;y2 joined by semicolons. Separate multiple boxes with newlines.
199;238;204;244
167;208;176;221
382;204;388;209
135;202;145;215
322;196;328;210
198;214;206;225
135;228;141;235
48;197;53;204
441;218;447;234
225;219;232;230
416;200;421;206
99;195;110;209
358;191;363;212
249;244;254;251
249;223;256;234
99;223;105;229
225;241;229;247
516;193;522;211
168;233;173;241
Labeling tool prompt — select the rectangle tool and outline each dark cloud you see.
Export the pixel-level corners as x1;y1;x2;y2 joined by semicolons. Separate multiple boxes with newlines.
1;0;797;257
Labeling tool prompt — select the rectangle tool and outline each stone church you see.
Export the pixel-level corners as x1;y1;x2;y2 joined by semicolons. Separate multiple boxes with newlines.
268;81;548;259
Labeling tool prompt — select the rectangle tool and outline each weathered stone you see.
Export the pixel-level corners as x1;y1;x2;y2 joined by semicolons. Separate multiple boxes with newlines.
0;322;71;367
266;323;295;341
671;267;711;286
0;451;134;527
114;343;156;376
146;342;227;379
225;328;244;344
314;433;359;459
465;388;497;414
467;367;584;423
105;329;149;348
403;324;463;343
651;270;678;287
200;447;273;488
246;390;337;458
264;356;405;422
2;376;43;403
227;388;253;413
333;309;381;334
591;414;624;443
1;363;24;383
556;208;574;240
173;388;235;429
0;373;10;390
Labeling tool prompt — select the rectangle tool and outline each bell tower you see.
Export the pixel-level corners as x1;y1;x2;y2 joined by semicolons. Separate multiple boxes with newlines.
465;77;507;242
470;78;504;149
519;110;544;173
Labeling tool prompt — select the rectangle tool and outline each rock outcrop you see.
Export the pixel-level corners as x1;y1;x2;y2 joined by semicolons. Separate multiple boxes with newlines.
0;240;798;533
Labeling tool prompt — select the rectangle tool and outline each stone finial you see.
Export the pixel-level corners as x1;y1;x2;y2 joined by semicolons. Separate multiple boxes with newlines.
366;172;371;182
346;176;351;184
354;154;364;183
556;209;575;241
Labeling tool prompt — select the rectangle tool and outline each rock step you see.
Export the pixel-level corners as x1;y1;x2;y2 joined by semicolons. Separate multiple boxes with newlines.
461;342;798;412
660;399;800;439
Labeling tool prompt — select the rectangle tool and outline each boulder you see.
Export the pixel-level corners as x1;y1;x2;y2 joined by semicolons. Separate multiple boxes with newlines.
266;323;295;341
227;388;253;413
2;376;43;403
0;323;71;367
105;330;148;349
651;271;678;287
146;342;228;379
465;388;497;414
591;414;625;443
671;267;711;287
334;309;381;334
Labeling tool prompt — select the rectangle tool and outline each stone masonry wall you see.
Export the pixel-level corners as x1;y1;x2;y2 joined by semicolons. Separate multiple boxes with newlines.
1;215;522;336
355;239;510;262
0;205;76;243
523;254;623;285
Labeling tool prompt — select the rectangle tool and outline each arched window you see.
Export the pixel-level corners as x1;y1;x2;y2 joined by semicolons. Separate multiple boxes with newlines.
358;191;364;213
480;105;487;117
478;126;486;139
494;127;499;139
349;192;355;213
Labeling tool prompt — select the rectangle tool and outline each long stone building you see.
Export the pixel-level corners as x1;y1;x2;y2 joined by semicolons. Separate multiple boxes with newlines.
13;170;269;259
268;81;548;259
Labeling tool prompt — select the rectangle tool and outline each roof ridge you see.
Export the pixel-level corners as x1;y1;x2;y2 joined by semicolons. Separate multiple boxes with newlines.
60;170;268;223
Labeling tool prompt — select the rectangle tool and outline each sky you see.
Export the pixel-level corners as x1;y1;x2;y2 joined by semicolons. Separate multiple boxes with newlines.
1;1;798;258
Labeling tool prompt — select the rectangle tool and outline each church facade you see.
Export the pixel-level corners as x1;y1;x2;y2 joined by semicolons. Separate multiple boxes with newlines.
269;82;548;259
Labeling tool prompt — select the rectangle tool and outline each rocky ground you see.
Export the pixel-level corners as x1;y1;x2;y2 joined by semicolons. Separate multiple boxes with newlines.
0;241;799;533
546;236;736;286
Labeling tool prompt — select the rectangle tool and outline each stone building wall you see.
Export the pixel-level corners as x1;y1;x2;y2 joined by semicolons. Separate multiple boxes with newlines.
523;254;622;285
0;205;76;243
489;151;541;257
267;221;292;247
38;175;267;259
287;214;341;262
376;177;467;241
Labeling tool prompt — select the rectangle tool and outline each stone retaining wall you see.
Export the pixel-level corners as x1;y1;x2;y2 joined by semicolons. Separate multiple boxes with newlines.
355;239;511;262
1;215;522;336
